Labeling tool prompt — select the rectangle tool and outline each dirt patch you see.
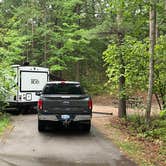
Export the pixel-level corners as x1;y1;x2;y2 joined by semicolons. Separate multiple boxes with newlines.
93;94;160;109
0;125;14;144
93;94;160;116
93;94;115;106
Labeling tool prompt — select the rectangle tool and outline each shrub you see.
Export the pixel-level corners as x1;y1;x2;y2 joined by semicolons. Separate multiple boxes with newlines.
125;114;166;142
0;63;15;111
160;109;166;119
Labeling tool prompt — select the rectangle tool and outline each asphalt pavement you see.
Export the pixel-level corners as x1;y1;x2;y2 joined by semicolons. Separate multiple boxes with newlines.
0;114;137;166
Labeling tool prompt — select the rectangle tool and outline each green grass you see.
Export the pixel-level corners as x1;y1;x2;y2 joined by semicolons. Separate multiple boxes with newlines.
118;141;141;154
112;132;154;166
0;113;10;135
119;143;153;166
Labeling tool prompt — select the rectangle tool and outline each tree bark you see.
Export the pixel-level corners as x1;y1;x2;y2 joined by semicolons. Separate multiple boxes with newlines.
118;60;126;117
117;8;126;118
76;61;80;81
31;19;34;58
44;5;47;67
146;0;156;125
75;4;81;81
155;93;162;110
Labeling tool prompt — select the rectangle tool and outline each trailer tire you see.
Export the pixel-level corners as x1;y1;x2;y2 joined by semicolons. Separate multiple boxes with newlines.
13;109;21;115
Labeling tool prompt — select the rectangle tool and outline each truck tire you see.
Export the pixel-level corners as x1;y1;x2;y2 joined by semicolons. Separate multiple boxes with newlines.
83;120;91;133
38;120;45;132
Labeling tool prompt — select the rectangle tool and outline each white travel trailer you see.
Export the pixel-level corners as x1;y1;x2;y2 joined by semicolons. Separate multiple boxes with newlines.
8;65;49;113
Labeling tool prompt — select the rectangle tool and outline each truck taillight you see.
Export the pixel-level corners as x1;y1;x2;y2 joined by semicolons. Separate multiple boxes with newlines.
38;99;43;110
88;99;92;110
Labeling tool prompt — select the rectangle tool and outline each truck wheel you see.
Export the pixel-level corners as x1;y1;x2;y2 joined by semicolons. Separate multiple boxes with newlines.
83;121;91;133
38;120;45;132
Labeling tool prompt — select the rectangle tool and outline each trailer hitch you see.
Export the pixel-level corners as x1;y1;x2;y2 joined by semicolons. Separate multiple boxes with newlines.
63;119;71;127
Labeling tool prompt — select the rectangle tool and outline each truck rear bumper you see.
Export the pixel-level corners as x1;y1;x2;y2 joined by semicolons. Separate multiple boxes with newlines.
74;115;91;121
38;114;92;122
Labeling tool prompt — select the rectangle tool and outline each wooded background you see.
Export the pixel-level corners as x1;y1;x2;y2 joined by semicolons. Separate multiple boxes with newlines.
0;0;165;118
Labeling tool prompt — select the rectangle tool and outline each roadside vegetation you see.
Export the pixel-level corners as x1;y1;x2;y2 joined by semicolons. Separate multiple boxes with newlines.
0;113;10;136
93;95;166;166
107;110;166;166
124;110;166;142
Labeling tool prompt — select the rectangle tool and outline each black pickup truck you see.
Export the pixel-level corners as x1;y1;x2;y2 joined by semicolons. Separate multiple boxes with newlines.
37;81;92;132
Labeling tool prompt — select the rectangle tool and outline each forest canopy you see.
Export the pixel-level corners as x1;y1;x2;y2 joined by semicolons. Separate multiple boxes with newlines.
0;0;165;112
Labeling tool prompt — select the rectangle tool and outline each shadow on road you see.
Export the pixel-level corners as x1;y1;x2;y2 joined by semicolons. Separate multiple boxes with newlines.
38;125;92;138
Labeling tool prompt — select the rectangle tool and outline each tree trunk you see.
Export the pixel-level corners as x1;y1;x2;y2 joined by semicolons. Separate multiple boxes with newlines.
118;61;126;118
31;19;34;58
146;0;156;125
155;93;162;110
75;4;81;81
75;61;80;81
26;2;29;62
44;6;47;67
117;8;126;118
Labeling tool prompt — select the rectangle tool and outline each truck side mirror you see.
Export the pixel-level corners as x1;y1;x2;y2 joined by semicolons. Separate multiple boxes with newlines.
36;92;42;96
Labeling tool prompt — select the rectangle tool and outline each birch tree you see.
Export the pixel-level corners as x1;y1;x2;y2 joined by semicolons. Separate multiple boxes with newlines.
146;0;157;125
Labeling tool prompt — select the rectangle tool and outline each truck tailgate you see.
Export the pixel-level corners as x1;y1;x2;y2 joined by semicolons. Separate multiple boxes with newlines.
42;95;90;114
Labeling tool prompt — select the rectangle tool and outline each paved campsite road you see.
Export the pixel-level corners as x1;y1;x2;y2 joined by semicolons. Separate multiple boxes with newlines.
0;106;137;166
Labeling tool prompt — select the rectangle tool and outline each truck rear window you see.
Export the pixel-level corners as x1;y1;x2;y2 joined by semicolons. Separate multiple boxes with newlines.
42;83;85;95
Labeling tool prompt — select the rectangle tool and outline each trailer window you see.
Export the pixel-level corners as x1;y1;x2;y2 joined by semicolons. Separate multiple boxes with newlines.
43;83;85;95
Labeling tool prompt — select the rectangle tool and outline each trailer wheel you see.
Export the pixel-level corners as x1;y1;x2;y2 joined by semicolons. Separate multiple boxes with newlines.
38;120;45;132
13;108;21;115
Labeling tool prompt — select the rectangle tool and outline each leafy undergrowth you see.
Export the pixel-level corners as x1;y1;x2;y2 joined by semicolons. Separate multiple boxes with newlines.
108;113;166;166
0;113;10;135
